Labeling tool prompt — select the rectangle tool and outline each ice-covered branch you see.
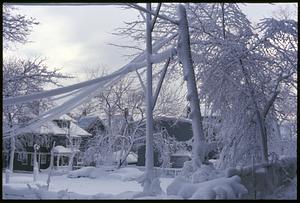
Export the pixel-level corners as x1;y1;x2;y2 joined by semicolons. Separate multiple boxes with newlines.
127;3;179;25
4;34;177;106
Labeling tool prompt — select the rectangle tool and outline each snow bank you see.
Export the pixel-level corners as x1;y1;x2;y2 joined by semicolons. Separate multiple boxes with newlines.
68;166;143;181
68;166;96;178
3;183;116;199
181;161;224;183
109;168;143;181
166;175;248;199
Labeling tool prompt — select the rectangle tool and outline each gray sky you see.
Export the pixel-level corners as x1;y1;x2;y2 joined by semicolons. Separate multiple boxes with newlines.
3;3;297;86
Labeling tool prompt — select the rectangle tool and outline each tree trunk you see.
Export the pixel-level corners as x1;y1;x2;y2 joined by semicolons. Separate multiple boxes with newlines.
33;148;38;182
47;141;55;190
68;138;75;171
143;2;155;194
239;59;268;163
177;4;206;168
8;113;15;175
9;137;15;172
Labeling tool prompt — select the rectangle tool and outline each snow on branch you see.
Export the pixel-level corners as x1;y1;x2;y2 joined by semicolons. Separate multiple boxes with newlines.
4;34;177;106
126;3;179;25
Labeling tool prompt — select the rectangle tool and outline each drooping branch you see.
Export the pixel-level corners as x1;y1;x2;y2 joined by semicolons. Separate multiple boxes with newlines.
127;3;179;25
151;3;162;32
152;57;170;110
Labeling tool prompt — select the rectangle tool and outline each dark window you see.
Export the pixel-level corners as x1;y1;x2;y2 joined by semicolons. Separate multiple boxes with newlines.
18;153;28;165
41;154;47;164
54;120;70;129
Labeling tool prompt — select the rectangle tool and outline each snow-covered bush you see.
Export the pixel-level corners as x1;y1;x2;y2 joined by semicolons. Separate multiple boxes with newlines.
181;161;224;183
167;175;248;199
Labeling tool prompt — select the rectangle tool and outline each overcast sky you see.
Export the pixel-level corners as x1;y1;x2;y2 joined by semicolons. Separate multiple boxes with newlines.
3;3;297;86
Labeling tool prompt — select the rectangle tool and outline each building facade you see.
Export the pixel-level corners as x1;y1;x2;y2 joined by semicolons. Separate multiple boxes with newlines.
3;114;91;172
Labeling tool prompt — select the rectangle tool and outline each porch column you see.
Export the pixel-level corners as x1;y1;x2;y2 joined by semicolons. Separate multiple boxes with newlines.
57;155;60;167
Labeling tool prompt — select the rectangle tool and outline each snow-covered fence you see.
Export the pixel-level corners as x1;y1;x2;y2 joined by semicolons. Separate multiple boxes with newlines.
226;156;297;199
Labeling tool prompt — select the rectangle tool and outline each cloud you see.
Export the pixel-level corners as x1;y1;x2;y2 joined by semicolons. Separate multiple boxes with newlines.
5;5;140;83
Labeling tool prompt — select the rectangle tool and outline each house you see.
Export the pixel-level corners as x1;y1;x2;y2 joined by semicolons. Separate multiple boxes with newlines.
77;112;137;165
3;114;91;172
136;116;194;168
136;115;221;168
77;115;106;152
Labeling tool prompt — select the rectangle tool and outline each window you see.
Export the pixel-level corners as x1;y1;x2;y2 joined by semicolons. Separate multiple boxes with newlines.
18;153;28;165
41;154;47;164
54;120;70;129
28;137;33;147
31;154;35;166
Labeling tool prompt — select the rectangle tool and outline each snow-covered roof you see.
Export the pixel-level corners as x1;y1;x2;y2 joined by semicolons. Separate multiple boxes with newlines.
156;115;192;124
57;114;76;122
101;114;133;128
78;116;101;130
21;121;66;135
69;121;91;137
53;145;80;154
19;115;91;137
113;150;138;163
172;150;192;157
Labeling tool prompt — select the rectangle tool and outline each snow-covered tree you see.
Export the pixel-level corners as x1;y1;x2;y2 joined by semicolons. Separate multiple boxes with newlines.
3;58;71;175
3;4;39;47
116;3;297;169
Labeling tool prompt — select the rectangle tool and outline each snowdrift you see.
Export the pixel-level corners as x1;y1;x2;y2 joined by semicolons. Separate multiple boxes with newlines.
166;175;248;199
225;156;297;199
68;166;143;181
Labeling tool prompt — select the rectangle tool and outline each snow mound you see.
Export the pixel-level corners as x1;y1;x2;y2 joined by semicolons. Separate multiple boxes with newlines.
108;167;143;181
68;166;96;178
3;184;115;199
181;161;224;183
167;175;248;199
113;151;138;164
68;166;143;181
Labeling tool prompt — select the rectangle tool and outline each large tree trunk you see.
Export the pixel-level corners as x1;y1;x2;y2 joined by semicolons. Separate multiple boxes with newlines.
143;2;155;194
177;4;206;169
9;137;15;172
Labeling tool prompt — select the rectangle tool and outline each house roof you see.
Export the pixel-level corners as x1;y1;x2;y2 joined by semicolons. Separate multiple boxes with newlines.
78;115;101;130
20;116;91;137
58;114;76;122
22;121;66;135
101;114;133;127
69;121;91;137
154;116;193;142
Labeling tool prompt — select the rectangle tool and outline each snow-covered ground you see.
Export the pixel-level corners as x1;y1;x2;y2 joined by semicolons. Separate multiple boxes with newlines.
2;166;296;199
2;167;175;199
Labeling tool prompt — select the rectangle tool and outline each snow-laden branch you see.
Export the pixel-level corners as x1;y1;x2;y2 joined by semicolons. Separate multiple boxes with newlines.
3;37;177;106
152;57;170;110
127;3;179;25
4;50;177;138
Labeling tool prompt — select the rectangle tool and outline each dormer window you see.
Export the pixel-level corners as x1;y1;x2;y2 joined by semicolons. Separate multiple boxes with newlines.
53;120;70;129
